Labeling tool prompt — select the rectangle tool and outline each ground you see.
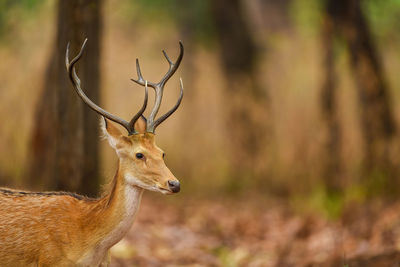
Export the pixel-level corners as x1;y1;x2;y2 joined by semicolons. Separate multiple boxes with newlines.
109;196;400;267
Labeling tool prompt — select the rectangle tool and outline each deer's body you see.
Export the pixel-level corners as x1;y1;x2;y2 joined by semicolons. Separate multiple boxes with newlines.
0;164;143;266
0;40;184;266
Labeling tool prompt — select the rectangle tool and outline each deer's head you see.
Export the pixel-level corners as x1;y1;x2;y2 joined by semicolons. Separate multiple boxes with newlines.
66;39;184;194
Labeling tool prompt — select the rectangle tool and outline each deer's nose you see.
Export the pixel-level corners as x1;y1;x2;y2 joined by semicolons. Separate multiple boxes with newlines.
168;180;180;193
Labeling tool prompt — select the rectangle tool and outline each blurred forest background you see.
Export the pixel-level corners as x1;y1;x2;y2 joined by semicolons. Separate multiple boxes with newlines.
1;0;400;265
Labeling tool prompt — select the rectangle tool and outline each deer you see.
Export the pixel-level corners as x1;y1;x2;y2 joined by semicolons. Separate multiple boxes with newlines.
0;39;184;267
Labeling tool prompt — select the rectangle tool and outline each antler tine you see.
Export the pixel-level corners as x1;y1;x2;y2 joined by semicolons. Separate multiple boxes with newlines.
130;41;183;89
130;59;157;89
127;81;149;134
162;50;173;65
66;39;136;134
151;78;184;132
128;41;184;133
148;41;184;132
159;41;184;87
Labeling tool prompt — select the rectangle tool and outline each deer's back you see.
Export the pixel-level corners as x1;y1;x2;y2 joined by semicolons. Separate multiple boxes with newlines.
0;188;92;266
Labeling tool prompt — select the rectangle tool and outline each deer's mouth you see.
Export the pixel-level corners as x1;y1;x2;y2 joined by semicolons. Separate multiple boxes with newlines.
156;186;175;195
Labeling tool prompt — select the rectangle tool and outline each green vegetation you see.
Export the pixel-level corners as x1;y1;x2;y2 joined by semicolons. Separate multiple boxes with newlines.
0;0;43;39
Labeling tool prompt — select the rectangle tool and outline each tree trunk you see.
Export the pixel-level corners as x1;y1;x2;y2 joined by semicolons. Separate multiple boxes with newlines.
320;1;342;193
259;0;292;33
29;0;102;197
211;0;269;186
325;0;396;192
340;0;395;170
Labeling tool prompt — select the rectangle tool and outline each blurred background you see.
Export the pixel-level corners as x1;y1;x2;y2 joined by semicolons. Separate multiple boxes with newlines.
1;0;400;265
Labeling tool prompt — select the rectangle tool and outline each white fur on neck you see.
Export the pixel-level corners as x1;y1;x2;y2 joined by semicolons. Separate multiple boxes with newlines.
79;181;144;266
100;184;143;248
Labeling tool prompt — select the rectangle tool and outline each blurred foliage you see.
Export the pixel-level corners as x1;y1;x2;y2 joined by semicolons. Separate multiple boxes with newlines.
365;0;400;42
284;0;400;49
290;0;324;36
0;0;43;40
121;0;216;44
1;0;400;49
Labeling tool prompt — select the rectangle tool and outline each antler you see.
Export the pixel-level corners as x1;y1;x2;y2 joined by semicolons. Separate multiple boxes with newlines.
131;41;184;133
66;38;148;135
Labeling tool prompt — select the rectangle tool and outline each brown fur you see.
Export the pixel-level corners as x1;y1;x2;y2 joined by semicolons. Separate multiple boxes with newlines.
0;171;124;266
0;119;179;266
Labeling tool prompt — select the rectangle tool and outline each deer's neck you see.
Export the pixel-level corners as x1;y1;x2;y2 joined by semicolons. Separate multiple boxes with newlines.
80;165;144;263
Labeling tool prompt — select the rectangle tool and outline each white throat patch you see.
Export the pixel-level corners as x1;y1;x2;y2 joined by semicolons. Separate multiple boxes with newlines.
125;173;153;191
79;184;144;266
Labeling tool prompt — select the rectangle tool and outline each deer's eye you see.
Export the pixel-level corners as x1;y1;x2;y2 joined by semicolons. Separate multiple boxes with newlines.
136;153;144;160
162;153;165;159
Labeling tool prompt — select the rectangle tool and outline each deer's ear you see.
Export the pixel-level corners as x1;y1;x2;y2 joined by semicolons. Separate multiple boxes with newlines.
100;117;124;149
134;115;147;134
